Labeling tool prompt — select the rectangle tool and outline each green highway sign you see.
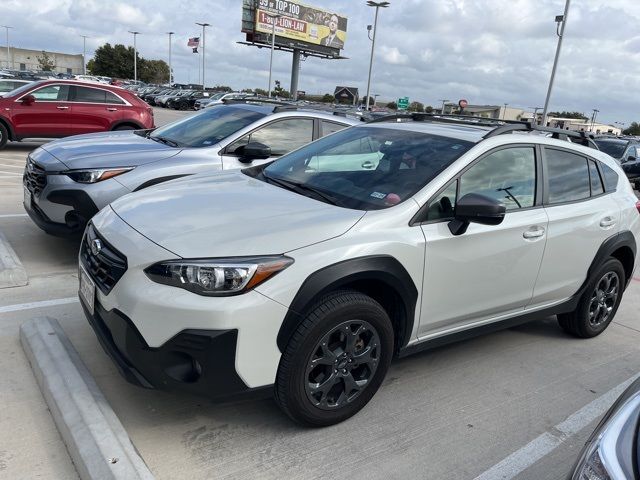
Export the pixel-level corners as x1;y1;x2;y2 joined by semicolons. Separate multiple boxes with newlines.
397;97;409;110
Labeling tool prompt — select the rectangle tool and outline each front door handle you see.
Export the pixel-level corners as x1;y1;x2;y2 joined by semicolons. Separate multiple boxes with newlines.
106;107;118;112
600;217;616;228
523;227;545;239
361;161;374;169
56;106;69;110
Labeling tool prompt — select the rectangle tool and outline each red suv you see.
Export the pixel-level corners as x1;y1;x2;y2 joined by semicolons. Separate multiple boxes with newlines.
0;80;155;149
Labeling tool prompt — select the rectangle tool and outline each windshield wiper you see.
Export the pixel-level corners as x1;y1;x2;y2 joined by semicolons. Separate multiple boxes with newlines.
150;136;180;148
262;172;342;206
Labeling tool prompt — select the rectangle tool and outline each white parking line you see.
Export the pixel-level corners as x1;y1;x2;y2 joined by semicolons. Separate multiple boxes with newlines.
473;372;640;480
0;214;28;218
0;297;78;314
0;164;25;169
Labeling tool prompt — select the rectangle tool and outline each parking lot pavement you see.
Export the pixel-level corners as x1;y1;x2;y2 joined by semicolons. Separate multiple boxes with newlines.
1;123;640;478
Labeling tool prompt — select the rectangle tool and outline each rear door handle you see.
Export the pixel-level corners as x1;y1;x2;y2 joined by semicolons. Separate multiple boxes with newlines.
56;106;69;110
523;227;545;239
600;217;616;228
106;107;118;112
361;161;374;169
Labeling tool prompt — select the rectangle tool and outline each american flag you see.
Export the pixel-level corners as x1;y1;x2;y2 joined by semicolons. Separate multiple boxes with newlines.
187;37;200;47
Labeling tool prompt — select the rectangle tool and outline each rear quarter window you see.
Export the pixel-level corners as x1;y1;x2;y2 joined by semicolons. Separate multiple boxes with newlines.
600;162;619;191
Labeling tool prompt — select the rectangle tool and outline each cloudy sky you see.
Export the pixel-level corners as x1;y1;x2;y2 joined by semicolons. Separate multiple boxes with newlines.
3;0;639;125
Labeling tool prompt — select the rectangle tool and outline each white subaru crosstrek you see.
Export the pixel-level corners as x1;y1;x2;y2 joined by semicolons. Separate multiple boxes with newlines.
79;115;640;426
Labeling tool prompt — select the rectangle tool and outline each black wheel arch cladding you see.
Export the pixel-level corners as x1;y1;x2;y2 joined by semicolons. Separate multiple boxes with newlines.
276;255;418;354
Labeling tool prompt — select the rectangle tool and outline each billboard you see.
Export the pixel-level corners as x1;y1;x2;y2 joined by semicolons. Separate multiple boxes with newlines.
243;0;348;54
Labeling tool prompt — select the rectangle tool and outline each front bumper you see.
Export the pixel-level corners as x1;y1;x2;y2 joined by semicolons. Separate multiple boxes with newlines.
81;299;257;399
24;187;100;236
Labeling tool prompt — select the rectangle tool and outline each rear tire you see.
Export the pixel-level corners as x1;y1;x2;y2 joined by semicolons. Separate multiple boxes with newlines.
113;125;137;131
0;123;8;149
557;257;625;338
275;290;393;427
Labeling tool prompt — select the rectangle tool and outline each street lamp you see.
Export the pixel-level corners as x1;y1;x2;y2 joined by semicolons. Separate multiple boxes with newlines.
541;0;571;127
364;1;390;111
528;106;542;125
195;22;210;90
263;13;281;98
166;32;174;85
1;26;13;69
439;99;449;114
80;35;90;75
590;108;599;132
502;103;509;120
128;31;140;82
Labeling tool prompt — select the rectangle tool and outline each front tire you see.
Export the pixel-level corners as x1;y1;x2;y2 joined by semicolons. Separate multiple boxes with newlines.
275;290;393;427
557;257;625;338
0;123;8;149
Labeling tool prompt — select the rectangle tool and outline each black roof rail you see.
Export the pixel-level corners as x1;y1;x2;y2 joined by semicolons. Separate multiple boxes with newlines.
366;112;599;150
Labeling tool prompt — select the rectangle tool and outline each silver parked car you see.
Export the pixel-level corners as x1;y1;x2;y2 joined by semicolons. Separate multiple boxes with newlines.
23;102;358;236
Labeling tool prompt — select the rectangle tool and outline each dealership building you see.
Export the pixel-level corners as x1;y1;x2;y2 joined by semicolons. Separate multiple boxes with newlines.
0;46;84;74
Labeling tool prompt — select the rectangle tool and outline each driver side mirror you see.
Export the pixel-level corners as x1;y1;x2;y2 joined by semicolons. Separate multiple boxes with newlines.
448;193;506;236
627;156;636;163
21;94;36;106
238;142;271;163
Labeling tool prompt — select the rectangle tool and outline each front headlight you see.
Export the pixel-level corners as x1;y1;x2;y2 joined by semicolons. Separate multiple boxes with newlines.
66;167;133;183
144;256;294;296
572;392;640;480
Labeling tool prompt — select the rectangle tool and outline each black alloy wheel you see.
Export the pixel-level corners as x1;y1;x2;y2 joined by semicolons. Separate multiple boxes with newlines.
558;257;625;338
275;290;394;427
305;319;381;410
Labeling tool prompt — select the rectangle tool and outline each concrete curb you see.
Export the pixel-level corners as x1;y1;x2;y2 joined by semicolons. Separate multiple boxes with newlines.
20;316;155;480
0;231;28;288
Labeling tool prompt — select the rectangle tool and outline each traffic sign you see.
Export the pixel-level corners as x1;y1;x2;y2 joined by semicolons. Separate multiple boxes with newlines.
397;97;409;110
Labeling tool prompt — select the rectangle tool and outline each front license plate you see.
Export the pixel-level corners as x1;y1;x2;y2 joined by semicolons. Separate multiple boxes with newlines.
79;265;96;315
23;187;32;210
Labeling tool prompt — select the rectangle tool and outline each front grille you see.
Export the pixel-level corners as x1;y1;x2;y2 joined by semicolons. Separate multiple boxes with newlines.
80;224;128;295
23;157;47;197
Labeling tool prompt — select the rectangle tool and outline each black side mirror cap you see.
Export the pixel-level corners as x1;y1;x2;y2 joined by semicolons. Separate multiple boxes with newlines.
627;156;636;163
239;142;271;163
448;193;506;236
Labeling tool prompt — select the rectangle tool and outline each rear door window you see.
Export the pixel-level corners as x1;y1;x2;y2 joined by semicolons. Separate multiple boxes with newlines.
545;148;590;204
72;86;107;103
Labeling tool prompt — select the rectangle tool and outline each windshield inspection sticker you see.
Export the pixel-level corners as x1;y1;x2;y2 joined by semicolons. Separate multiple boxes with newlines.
370;191;387;199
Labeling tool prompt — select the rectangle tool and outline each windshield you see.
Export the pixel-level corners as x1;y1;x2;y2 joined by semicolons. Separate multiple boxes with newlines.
594;139;628;159
1;80;39;98
262;126;474;210
149;105;266;148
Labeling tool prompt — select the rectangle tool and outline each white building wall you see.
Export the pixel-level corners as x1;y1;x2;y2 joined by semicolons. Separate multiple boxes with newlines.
0;46;84;74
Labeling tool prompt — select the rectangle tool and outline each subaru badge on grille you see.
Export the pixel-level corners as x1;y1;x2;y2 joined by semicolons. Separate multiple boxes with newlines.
91;239;102;256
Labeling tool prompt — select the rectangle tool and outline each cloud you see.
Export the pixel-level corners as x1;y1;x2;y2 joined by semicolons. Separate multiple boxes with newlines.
1;0;639;125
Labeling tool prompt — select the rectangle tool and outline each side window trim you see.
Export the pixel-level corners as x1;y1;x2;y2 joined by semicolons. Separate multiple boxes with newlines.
410;143;540;226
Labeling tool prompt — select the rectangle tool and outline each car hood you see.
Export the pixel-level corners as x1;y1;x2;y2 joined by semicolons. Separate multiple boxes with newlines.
39;131;181;170
110;171;365;258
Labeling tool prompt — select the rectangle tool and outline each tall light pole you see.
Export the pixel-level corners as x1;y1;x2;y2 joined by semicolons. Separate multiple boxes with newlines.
365;1;389;111
1;26;12;69
264;13;281;98
541;0;570;127
166;32;174;85
195;22;210;89
80;35;90;75
439;99;449;114
128;31;140;82
502;103;509;120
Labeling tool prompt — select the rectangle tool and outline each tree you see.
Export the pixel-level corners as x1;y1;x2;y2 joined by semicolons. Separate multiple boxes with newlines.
254;88;268;96
386;101;398;110
548;111;588;120
37;51;55;71
623;122;640;136
408;101;425;113
321;94;334;103
86;59;95;74
89;43;169;82
241;88;254;93
272;80;290;98
213;85;233;92
139;59;170;84
425;105;434;113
